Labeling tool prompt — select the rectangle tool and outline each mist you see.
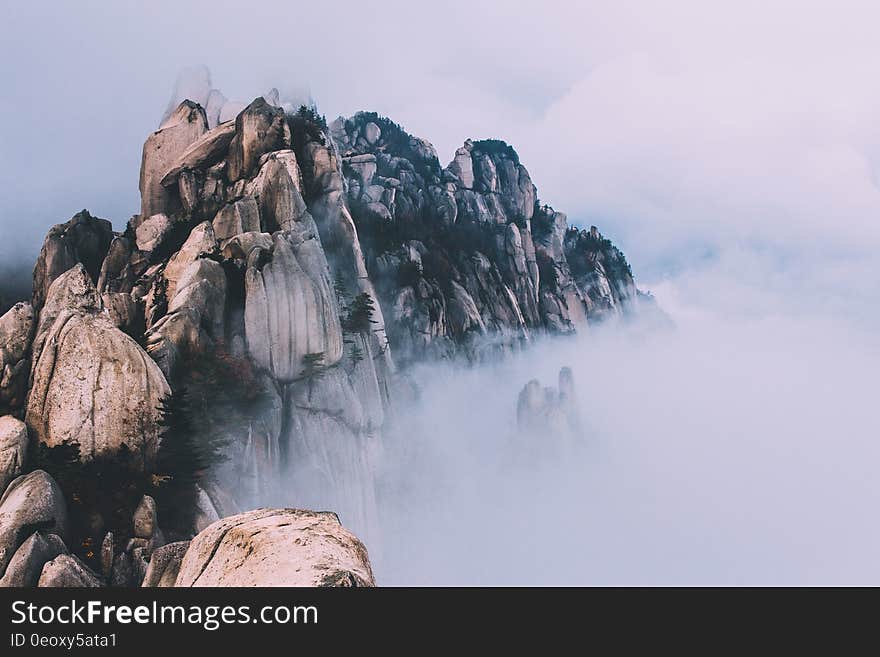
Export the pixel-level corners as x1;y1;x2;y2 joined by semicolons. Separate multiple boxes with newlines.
3;1;880;584
374;252;880;585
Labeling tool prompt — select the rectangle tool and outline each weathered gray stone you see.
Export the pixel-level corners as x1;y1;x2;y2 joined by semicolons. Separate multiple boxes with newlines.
0;532;67;587
227;97;291;182
132;495;158;540
140;100;208;217
141;541;189;587
0;470;68;578
32;210;114;311
212;196;260;241
244;234;343;382
27;267;170;472
160;119;236;186
0;416;28;492
175;509;375;587
135;213;173;253
38;554;103;587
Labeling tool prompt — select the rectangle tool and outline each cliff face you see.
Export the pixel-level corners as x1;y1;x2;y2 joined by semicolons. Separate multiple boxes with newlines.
331;114;637;365
0;87;646;587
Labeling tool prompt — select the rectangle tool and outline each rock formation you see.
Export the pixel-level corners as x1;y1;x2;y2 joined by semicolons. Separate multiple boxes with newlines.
0;416;27;491
330;115;638;365
0;470;69;579
517;367;582;456
0;302;34;416
0;77;651;587
26;266;170;472
174;508;374;587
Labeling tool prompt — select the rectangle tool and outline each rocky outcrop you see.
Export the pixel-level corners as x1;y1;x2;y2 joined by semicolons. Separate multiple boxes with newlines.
144;224;227;377
227;98;291;182
516;367;582;456
141;541;189;587
0;470;68;579
331;113;639;364
244;233;343;381
140;100;208;217
0;302;35;416
175;509;374;587
31;210;114;312
0;531;67;587
0;416;28;491
26;266;170;471
2;82;649;588
37;554;103;587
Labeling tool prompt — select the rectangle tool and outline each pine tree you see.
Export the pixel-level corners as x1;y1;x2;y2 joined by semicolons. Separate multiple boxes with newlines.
349;340;365;366
301;352;326;380
333;271;349;306
342;292;377;334
153;388;203;537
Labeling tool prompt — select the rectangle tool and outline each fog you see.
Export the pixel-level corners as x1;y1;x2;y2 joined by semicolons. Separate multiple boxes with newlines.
376;254;880;585
3;1;880;583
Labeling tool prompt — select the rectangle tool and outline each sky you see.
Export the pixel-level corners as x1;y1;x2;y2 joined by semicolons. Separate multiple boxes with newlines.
5;0;880;280
3;1;880;583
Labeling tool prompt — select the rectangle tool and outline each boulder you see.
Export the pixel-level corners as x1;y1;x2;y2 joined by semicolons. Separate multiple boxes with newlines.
0;470;68;578
246;150;308;232
140;100;208;217
175;509;375;587
26;266;170;472
159;120;236;186
161;221;218;301
97;235;141;295
0;302;34;415
221;231;273;261
31;210;114;311
227;98;291;182
145;254;227;378
132;495;158;540
212;196;260;241
135;213;173;253
100;532;114;578
37;554;103;587
141;541;189;587
244;234;343;382
0;416;28;491
0;532;67;587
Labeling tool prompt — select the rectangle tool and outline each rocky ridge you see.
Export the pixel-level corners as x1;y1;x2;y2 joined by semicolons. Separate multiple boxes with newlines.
0;82;647;587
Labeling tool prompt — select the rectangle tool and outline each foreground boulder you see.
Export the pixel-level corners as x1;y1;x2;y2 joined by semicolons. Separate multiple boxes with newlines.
38;554;103;587
175;509;375;587
0;531;67;587
0;470;68;578
26;266;170;471
141;541;189;587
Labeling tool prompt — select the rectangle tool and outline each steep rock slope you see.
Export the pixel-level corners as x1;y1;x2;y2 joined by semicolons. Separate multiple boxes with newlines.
0;86;647;586
331;115;639;364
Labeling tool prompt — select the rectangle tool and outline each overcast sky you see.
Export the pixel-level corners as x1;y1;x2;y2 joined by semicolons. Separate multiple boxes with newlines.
4;0;880;283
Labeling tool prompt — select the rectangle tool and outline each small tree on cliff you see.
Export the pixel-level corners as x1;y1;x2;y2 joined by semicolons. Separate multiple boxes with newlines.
301;352;327;380
153;387;206;537
342;292;377;335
